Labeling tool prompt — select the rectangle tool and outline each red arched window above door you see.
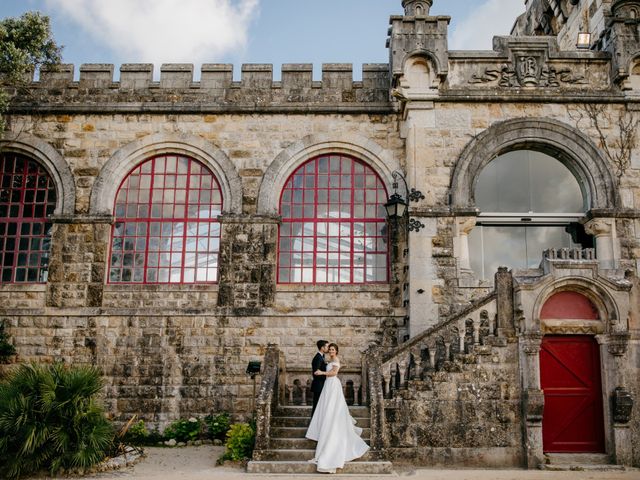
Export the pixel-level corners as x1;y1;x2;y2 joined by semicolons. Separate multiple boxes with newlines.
540;291;599;320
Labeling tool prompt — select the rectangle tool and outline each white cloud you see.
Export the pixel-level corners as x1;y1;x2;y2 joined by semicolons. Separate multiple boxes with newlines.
450;0;526;50
46;0;259;65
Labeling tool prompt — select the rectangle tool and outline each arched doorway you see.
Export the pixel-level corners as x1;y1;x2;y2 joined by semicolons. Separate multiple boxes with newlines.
539;291;605;453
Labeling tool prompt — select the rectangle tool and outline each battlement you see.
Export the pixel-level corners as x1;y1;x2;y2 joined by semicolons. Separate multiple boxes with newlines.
4;63;393;113
37;63;390;90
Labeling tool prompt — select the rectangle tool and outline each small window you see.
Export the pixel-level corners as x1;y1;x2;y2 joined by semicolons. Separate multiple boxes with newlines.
278;154;388;284
469;150;587;279
0;153;56;283
108;154;223;284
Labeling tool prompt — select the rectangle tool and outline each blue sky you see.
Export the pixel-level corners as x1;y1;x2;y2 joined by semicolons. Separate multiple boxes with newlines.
1;0;525;80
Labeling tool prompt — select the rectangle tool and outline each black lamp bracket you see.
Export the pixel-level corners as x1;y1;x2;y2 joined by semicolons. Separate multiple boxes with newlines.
392;170;424;203
408;218;425;232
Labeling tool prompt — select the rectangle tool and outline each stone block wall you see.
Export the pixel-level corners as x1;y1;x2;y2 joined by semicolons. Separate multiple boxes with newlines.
385;346;522;467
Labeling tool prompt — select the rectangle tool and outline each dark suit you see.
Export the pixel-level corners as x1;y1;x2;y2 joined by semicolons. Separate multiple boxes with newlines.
310;351;327;415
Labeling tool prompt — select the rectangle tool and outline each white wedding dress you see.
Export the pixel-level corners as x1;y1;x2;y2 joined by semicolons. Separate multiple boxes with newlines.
305;359;369;473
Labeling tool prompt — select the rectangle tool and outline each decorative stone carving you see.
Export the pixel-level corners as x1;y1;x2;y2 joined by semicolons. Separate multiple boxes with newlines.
612;387;634;424
469;61;587;88
522;333;543;355
525;388;545;422
541;320;603;335
607;333;630;356
584;218;614;237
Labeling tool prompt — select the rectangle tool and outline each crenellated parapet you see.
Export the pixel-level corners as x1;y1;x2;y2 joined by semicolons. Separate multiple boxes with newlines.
7;63;392;113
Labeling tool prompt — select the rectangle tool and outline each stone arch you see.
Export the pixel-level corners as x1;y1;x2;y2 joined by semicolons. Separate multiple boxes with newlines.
628;52;640;89
0;132;75;215
401;55;437;93
532;277;622;334
450;117;618;209
90;133;242;215
257;133;401;215
401;51;443;81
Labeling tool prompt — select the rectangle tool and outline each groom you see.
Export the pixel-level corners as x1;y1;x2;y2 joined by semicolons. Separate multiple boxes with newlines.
311;339;329;416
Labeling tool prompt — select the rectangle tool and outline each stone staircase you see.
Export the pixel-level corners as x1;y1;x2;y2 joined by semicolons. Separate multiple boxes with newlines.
247;405;393;474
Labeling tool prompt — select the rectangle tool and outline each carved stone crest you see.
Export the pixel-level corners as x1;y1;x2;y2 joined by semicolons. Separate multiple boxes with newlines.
516;55;541;86
469;57;587;88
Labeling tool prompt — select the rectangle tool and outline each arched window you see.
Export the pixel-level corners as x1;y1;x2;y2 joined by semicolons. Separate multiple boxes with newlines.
0;153;56;283
469;150;588;279
278;154;388;283
108;154;222;283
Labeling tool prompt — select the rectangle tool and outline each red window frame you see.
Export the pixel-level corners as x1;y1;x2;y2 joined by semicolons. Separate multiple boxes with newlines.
0;153;56;284
108;154;223;284
278;154;389;284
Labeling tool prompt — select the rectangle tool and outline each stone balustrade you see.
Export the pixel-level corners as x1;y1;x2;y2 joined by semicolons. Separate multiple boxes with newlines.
379;291;499;399
281;368;365;406
543;247;596;260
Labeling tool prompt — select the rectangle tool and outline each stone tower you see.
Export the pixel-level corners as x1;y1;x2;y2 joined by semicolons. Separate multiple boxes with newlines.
401;0;433;16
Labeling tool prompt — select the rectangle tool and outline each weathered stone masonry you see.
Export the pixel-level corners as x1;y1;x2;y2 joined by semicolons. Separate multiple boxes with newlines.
2;0;640;469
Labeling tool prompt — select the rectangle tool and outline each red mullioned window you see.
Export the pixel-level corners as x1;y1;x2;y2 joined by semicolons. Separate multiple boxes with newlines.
0;153;56;283
278;154;388;284
108;154;223;284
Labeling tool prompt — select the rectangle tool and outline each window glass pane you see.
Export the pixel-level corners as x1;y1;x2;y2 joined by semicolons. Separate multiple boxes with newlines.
469;225;575;280
278;154;388;284
108;154;222;283
0;154;56;284
476;150;585;213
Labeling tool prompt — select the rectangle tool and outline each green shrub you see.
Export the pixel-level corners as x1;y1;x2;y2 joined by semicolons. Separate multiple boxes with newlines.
122;420;149;445
205;412;231;440
0;362;114;479
222;422;255;461
0;320;16;364
163;417;202;443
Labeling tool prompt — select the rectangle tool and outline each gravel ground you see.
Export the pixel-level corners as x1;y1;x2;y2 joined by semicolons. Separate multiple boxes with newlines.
26;446;640;480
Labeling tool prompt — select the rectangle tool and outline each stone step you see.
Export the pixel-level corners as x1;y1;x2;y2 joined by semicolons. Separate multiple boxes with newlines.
271;426;371;439
246;460;394;475
541;453;624;471
545;453;611;464
276;405;369;418
541;464;625;471
270;436;369;449
259;448;373;462
273;416;371;428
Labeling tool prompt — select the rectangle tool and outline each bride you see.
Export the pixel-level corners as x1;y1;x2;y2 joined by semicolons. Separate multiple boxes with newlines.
305;343;369;473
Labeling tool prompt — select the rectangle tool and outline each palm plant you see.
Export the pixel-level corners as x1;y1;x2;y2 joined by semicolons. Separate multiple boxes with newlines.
0;320;16;363
0;362;114;479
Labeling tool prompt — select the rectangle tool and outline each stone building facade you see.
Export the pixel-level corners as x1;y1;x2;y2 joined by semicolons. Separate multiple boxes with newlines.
1;0;639;470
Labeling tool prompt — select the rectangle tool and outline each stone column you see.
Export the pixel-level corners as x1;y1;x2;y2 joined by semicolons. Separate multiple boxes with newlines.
584;218;618;269
521;332;544;469
495;267;515;336
217;214;278;311
402;103;440;337
407;216;439;337
46;215;112;308
454;216;476;272
605;336;633;466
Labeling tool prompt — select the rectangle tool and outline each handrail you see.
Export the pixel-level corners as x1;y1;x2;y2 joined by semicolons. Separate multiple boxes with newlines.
381;290;497;364
253;344;282;457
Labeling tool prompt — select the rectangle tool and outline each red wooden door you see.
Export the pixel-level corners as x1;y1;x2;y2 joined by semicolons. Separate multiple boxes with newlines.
540;335;605;453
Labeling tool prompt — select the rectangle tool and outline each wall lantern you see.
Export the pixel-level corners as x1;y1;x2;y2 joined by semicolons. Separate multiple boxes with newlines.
576;32;591;49
384;170;425;232
246;360;262;378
